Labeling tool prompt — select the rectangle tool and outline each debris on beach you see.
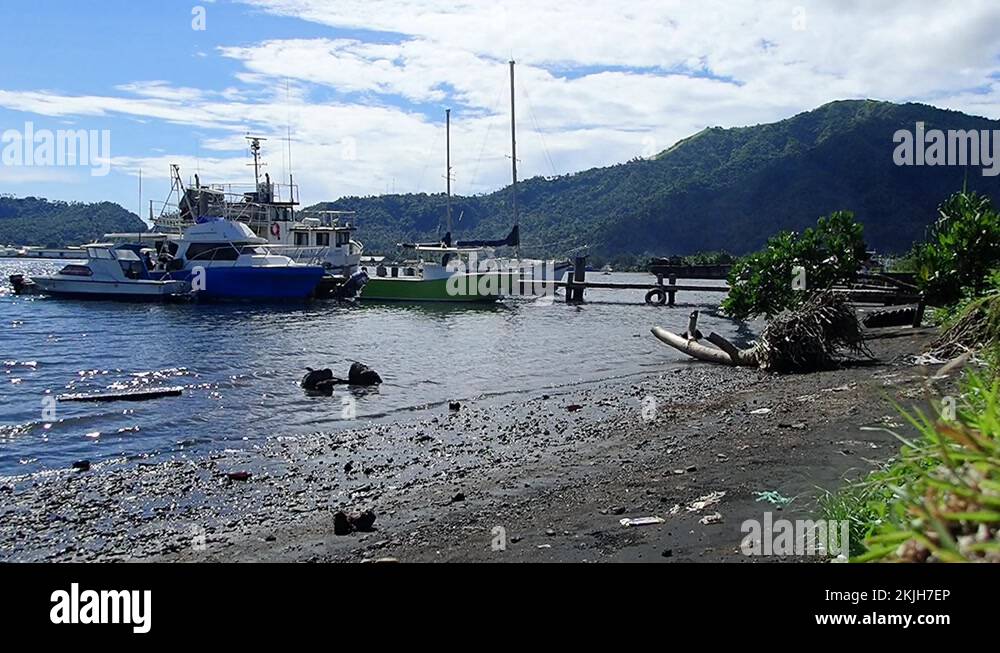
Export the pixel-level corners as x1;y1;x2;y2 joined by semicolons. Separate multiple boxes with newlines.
699;512;723;525
754;490;793;507
651;291;874;373
619;516;665;527
686;491;726;512
58;386;184;403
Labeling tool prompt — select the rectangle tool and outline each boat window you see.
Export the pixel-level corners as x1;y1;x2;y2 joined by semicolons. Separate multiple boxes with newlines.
315;232;330;247
405;267;416;277
336;232;350;246
186;242;239;261
239;245;268;255
376;266;387;277
119;259;143;279
59;264;93;277
295;232;309;246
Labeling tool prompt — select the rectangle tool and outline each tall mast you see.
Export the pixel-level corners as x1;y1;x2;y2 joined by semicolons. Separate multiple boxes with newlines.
509;60;518;232
446;108;453;235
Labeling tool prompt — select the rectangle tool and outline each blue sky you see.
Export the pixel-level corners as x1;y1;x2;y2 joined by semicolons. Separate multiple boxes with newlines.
1;0;999;219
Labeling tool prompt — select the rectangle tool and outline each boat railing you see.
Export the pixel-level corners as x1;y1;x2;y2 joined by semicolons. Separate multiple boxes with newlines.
268;245;332;266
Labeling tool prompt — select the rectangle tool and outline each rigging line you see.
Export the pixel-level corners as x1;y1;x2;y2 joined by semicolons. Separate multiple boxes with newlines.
519;78;558;178
470;77;507;192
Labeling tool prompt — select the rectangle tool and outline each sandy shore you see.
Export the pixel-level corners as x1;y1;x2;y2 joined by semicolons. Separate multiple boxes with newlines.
0;326;940;563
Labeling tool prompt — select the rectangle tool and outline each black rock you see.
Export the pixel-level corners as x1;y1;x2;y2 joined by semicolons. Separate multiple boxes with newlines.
301;367;335;391
333;511;352;535
450;492;466;504
449;401;461;411
348;362;382;386
71;460;91;472
349;509;377;532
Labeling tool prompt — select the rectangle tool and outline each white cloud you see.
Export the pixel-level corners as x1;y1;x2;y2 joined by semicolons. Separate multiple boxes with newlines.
2;0;1000;206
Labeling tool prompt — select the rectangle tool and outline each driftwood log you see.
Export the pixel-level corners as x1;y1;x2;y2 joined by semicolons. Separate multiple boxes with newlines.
651;310;760;367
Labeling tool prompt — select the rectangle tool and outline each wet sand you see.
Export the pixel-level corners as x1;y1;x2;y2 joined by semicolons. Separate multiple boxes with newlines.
0;327;939;563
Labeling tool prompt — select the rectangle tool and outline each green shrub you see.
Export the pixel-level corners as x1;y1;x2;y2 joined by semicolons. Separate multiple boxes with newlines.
913;191;1000;306
721;211;867;320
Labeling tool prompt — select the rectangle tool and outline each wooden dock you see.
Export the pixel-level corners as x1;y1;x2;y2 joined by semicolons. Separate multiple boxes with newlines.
515;256;924;315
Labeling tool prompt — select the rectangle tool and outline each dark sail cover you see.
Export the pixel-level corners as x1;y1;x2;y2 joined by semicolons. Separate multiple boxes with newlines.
456;225;519;249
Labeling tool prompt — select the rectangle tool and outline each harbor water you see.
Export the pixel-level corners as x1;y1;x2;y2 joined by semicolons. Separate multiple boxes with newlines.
0;259;750;477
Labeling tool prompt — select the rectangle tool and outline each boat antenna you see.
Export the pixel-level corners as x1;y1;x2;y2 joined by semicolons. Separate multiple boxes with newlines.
137;168;142;239
509;60;520;258
446;108;453;238
246;135;266;189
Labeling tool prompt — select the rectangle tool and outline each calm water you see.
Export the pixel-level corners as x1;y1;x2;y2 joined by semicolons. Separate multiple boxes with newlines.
0;259;751;476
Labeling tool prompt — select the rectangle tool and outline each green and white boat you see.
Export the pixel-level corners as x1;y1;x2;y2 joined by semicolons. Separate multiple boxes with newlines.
360;244;514;303
360;61;563;303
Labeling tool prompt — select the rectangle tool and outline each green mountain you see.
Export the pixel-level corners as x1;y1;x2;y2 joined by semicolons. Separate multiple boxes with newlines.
0;195;146;247
315;100;1000;260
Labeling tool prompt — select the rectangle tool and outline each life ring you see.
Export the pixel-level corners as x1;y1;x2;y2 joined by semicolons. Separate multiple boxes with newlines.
270;223;281;238
645;287;667;306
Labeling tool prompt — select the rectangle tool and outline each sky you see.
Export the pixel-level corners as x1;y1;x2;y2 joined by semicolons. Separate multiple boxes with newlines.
1;0;999;218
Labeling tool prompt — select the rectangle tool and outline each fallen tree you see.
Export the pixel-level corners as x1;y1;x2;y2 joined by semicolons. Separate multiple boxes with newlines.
652;292;873;373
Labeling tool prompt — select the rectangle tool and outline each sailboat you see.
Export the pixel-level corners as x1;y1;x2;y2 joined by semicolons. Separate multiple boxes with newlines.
360;107;510;302
360;61;568;302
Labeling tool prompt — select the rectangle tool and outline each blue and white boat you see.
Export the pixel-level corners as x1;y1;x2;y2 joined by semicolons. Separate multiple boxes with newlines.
155;218;325;301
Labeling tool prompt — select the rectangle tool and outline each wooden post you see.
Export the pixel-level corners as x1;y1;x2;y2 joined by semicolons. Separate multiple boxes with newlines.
912;297;926;328
667;274;677;306
567;255;587;303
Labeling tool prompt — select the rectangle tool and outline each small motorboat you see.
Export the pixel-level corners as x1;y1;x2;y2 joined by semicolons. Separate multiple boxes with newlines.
25;244;188;300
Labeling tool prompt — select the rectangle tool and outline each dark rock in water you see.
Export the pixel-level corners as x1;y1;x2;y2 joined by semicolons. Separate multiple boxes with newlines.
449;401;461;411
301;367;335;391
226;471;252;482
333;511;352;535
449;492;466;504
566;404;584;412
302;364;381;392
348;362;382;386
71;460;91;472
343;461;354;474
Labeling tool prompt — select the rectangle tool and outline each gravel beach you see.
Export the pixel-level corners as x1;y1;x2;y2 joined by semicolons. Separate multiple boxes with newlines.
0;326;940;563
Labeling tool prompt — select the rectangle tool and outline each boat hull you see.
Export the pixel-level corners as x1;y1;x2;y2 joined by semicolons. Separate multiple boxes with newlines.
361;273;505;302
180;265;325;301
31;277;187;300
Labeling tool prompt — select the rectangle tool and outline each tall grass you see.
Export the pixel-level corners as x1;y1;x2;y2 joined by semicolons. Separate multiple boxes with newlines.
820;374;1000;562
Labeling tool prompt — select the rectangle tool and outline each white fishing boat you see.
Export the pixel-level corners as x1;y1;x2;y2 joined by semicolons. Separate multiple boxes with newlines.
23;244;187;300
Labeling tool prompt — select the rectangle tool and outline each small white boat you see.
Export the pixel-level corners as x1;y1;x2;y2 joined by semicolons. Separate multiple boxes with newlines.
28;244;188;300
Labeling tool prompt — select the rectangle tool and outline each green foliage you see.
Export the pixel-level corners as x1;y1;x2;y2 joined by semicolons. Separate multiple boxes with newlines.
721;211;867;320
0;196;145;247
912;190;1000;305
823;374;1000;562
